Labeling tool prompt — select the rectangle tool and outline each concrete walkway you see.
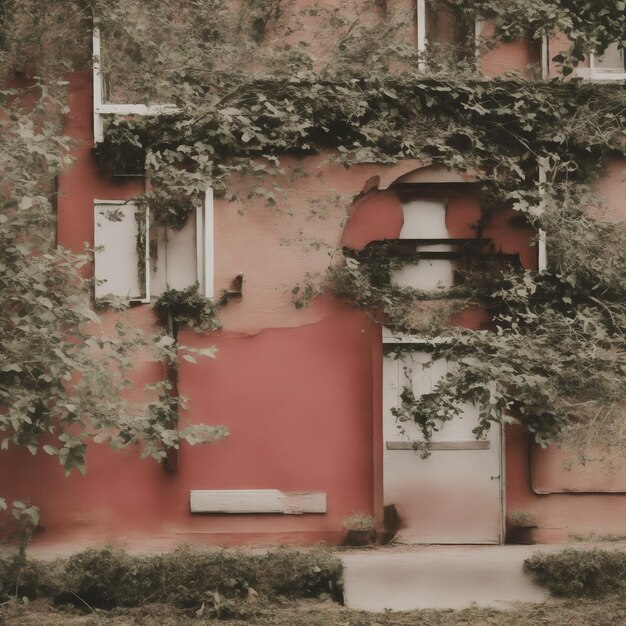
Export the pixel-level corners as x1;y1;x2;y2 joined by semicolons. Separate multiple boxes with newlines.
341;543;564;611
9;538;626;612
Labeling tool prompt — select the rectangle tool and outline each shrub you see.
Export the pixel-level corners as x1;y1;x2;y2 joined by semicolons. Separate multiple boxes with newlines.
59;547;160;608
157;547;259;608
4;545;343;610
258;548;344;602
524;548;626;597
0;553;61;602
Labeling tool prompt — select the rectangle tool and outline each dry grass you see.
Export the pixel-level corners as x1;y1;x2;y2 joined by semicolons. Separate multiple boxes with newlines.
3;594;626;626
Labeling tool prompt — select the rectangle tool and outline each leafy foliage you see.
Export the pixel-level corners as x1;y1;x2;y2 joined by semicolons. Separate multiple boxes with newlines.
153;284;223;331
524;548;626;597
0;0;624;499
0;44;226;519
467;0;626;74
0;545;343;609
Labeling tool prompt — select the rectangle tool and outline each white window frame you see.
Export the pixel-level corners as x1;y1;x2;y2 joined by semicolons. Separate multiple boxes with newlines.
542;36;626;81
537;165;548;271
197;188;215;298
416;0;481;70
94;190;214;302
586;45;626;80
93;28;179;144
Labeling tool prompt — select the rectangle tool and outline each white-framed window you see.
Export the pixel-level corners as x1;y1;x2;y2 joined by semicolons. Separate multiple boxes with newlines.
586;42;626;80
543;38;626;81
92;28;179;143
391;196;456;291
94;189;214;302
416;0;480;70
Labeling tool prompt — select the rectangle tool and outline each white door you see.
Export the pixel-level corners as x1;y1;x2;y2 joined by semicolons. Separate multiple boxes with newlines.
383;347;503;544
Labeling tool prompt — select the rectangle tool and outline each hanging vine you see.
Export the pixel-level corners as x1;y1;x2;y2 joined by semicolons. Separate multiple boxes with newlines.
1;0;625;468
93;0;626;458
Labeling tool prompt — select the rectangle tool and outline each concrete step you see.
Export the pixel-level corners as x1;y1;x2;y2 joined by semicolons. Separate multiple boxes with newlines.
341;544;551;611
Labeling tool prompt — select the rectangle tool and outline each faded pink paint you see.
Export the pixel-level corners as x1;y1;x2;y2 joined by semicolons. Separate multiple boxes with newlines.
505;426;626;543
531;445;626;494
341;192;404;250
596;158;626;222
1;306;379;549
479;21;540;77
1;31;625;550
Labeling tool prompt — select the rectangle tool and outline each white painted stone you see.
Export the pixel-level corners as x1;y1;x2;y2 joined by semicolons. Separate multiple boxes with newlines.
190;490;327;514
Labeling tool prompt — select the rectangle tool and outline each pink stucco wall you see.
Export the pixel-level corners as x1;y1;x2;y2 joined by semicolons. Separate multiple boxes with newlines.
1;24;625;550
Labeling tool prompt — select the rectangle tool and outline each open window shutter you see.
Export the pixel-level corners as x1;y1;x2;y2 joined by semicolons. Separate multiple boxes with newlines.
196;188;214;298
94;202;150;302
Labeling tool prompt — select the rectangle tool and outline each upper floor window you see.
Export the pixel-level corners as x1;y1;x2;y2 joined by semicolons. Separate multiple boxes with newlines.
588;42;626;78
544;36;626;81
94;191;214;303
416;0;477;70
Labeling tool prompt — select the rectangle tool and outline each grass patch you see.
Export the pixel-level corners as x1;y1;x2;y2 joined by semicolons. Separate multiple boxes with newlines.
3;594;626;626
524;548;626;597
0;546;342;611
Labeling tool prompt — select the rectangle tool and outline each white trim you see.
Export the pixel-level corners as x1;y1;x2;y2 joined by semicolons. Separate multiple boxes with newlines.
541;37;549;80
575;68;626;81
203;188;214;298
93;28;104;143
382;327;452;345
95;103;180;116
537;165;548;271
195;204;204;295
143;206;151;302
93;198;134;205
498;422;506;544
416;0;426;69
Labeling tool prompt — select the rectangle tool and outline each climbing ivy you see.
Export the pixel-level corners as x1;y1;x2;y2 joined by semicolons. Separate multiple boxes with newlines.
1;0;625;473
154;284;224;331
81;0;626;457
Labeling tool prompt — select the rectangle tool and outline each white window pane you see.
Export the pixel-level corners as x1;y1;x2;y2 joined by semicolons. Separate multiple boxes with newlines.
165;218;198;290
94;203;148;300
151;219;198;297
593;43;625;71
400;199;448;238
392;258;455;291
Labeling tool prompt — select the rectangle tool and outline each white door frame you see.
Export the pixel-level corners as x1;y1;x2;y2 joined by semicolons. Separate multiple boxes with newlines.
381;328;505;544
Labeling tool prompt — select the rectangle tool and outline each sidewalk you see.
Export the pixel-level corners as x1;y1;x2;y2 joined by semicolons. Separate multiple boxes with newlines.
340;542;626;611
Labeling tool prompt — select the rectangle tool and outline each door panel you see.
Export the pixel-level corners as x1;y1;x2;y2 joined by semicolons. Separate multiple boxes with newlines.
383;349;502;544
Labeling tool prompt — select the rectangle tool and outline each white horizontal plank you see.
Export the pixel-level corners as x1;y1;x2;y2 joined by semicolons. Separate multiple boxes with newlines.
386;440;490;451
95;103;180;115
190;490;327;515
573;68;626;81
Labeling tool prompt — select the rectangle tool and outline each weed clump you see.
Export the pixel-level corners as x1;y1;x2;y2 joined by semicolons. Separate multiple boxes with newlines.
60;547;159;608
524;548;626;597
0;553;61;603
257;548;343;602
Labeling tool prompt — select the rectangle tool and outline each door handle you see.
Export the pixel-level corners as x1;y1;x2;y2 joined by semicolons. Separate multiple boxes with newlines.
490;475;500;480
